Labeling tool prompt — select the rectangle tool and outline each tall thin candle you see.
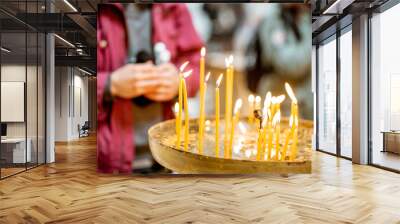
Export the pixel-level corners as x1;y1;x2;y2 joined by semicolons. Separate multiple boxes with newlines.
224;55;234;146
198;72;210;154
215;74;223;157
272;111;281;160
228;98;242;158
174;102;180;141
183;69;192;151
282;115;295;161
285;83;299;161
248;94;255;123
176;61;189;148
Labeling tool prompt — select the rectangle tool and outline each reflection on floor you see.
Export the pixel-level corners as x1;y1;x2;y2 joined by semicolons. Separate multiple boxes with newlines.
373;150;400;171
0;162;43;178
0;135;400;223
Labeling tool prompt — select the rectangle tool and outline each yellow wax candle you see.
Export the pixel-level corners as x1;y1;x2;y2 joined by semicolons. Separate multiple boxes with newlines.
183;70;192;151
257;113;268;161
215;74;223;157
224;58;231;144
272;111;281;160
176;61;189;148
285;82;299;161
282;115;295;161
248;94;255;123
198;72;211;154
174;102;180;146
177;78;183;148
198;47;206;151
228;98;242;158
257;92;271;160
290;106;299;161
199;47;206;98
267;118;273;160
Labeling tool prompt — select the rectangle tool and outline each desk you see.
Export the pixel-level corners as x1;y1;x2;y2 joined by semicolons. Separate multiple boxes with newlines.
382;131;400;155
1;138;31;164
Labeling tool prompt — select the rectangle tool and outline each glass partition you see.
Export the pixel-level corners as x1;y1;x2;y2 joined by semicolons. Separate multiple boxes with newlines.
1;30;28;177
0;0;46;179
339;28;352;158
317;36;337;154
371;3;400;171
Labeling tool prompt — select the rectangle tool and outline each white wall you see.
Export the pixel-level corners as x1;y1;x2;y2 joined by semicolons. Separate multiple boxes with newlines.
54;67;89;141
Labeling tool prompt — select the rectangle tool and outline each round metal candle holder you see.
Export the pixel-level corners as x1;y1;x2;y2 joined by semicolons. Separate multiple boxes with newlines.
148;117;313;174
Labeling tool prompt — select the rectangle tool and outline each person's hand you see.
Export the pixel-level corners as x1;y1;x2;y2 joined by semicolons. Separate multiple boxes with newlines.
144;63;180;102
110;63;159;99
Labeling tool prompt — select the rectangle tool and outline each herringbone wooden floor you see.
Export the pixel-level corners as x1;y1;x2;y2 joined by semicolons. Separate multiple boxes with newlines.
0;135;400;224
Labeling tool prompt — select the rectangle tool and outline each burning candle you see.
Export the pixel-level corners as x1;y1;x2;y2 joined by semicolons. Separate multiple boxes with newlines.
224;55;234;145
254;95;262;129
256;92;271;160
290;116;299;161
183;69;192;151
272;111;281;160
228;98;242;158
177;61;189;148
200;47;206;96
198;72;211;154
248;94;255;123
215;74;223;157
285;83;299;161
281;115;295;161
199;48;206;145
174;102;180;147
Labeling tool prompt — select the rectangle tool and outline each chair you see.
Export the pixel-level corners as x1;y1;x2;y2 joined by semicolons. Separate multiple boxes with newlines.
78;121;90;138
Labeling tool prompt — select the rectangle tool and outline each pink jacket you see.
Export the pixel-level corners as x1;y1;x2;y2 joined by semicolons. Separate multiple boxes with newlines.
97;3;203;173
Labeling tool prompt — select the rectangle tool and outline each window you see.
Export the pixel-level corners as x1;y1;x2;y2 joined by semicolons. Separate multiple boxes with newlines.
339;28;352;158
317;36;337;154
370;3;400;171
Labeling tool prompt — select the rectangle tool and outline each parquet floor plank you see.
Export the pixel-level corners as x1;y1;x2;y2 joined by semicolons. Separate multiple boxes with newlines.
0;135;399;223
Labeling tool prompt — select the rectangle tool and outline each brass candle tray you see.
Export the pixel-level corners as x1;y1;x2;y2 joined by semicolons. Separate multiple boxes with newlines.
148;118;312;174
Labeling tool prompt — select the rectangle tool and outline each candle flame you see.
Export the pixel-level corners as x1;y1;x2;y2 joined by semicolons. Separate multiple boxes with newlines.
285;82;297;104
264;91;272;108
272;110;281;127
183;69;192;78
201;47;206;57
174;102;179;114
225;57;230;68
248;94;254;103
229;55;234;64
179;61;189;72
271;96;277;104
205;72;211;82
216;73;223;87
255;95;261;104
234;98;243;114
276;94;286;104
262;114;268;128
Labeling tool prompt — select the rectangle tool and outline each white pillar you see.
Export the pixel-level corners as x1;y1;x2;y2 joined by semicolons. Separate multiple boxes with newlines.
352;14;369;164
46;32;55;163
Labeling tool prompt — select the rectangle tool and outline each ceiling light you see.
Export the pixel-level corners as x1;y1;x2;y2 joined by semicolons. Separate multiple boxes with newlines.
54;34;75;48
1;47;11;53
323;0;354;15
63;0;78;12
78;67;93;76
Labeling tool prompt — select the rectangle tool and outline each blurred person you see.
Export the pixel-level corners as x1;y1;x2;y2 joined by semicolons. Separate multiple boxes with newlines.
97;3;203;174
244;4;312;119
